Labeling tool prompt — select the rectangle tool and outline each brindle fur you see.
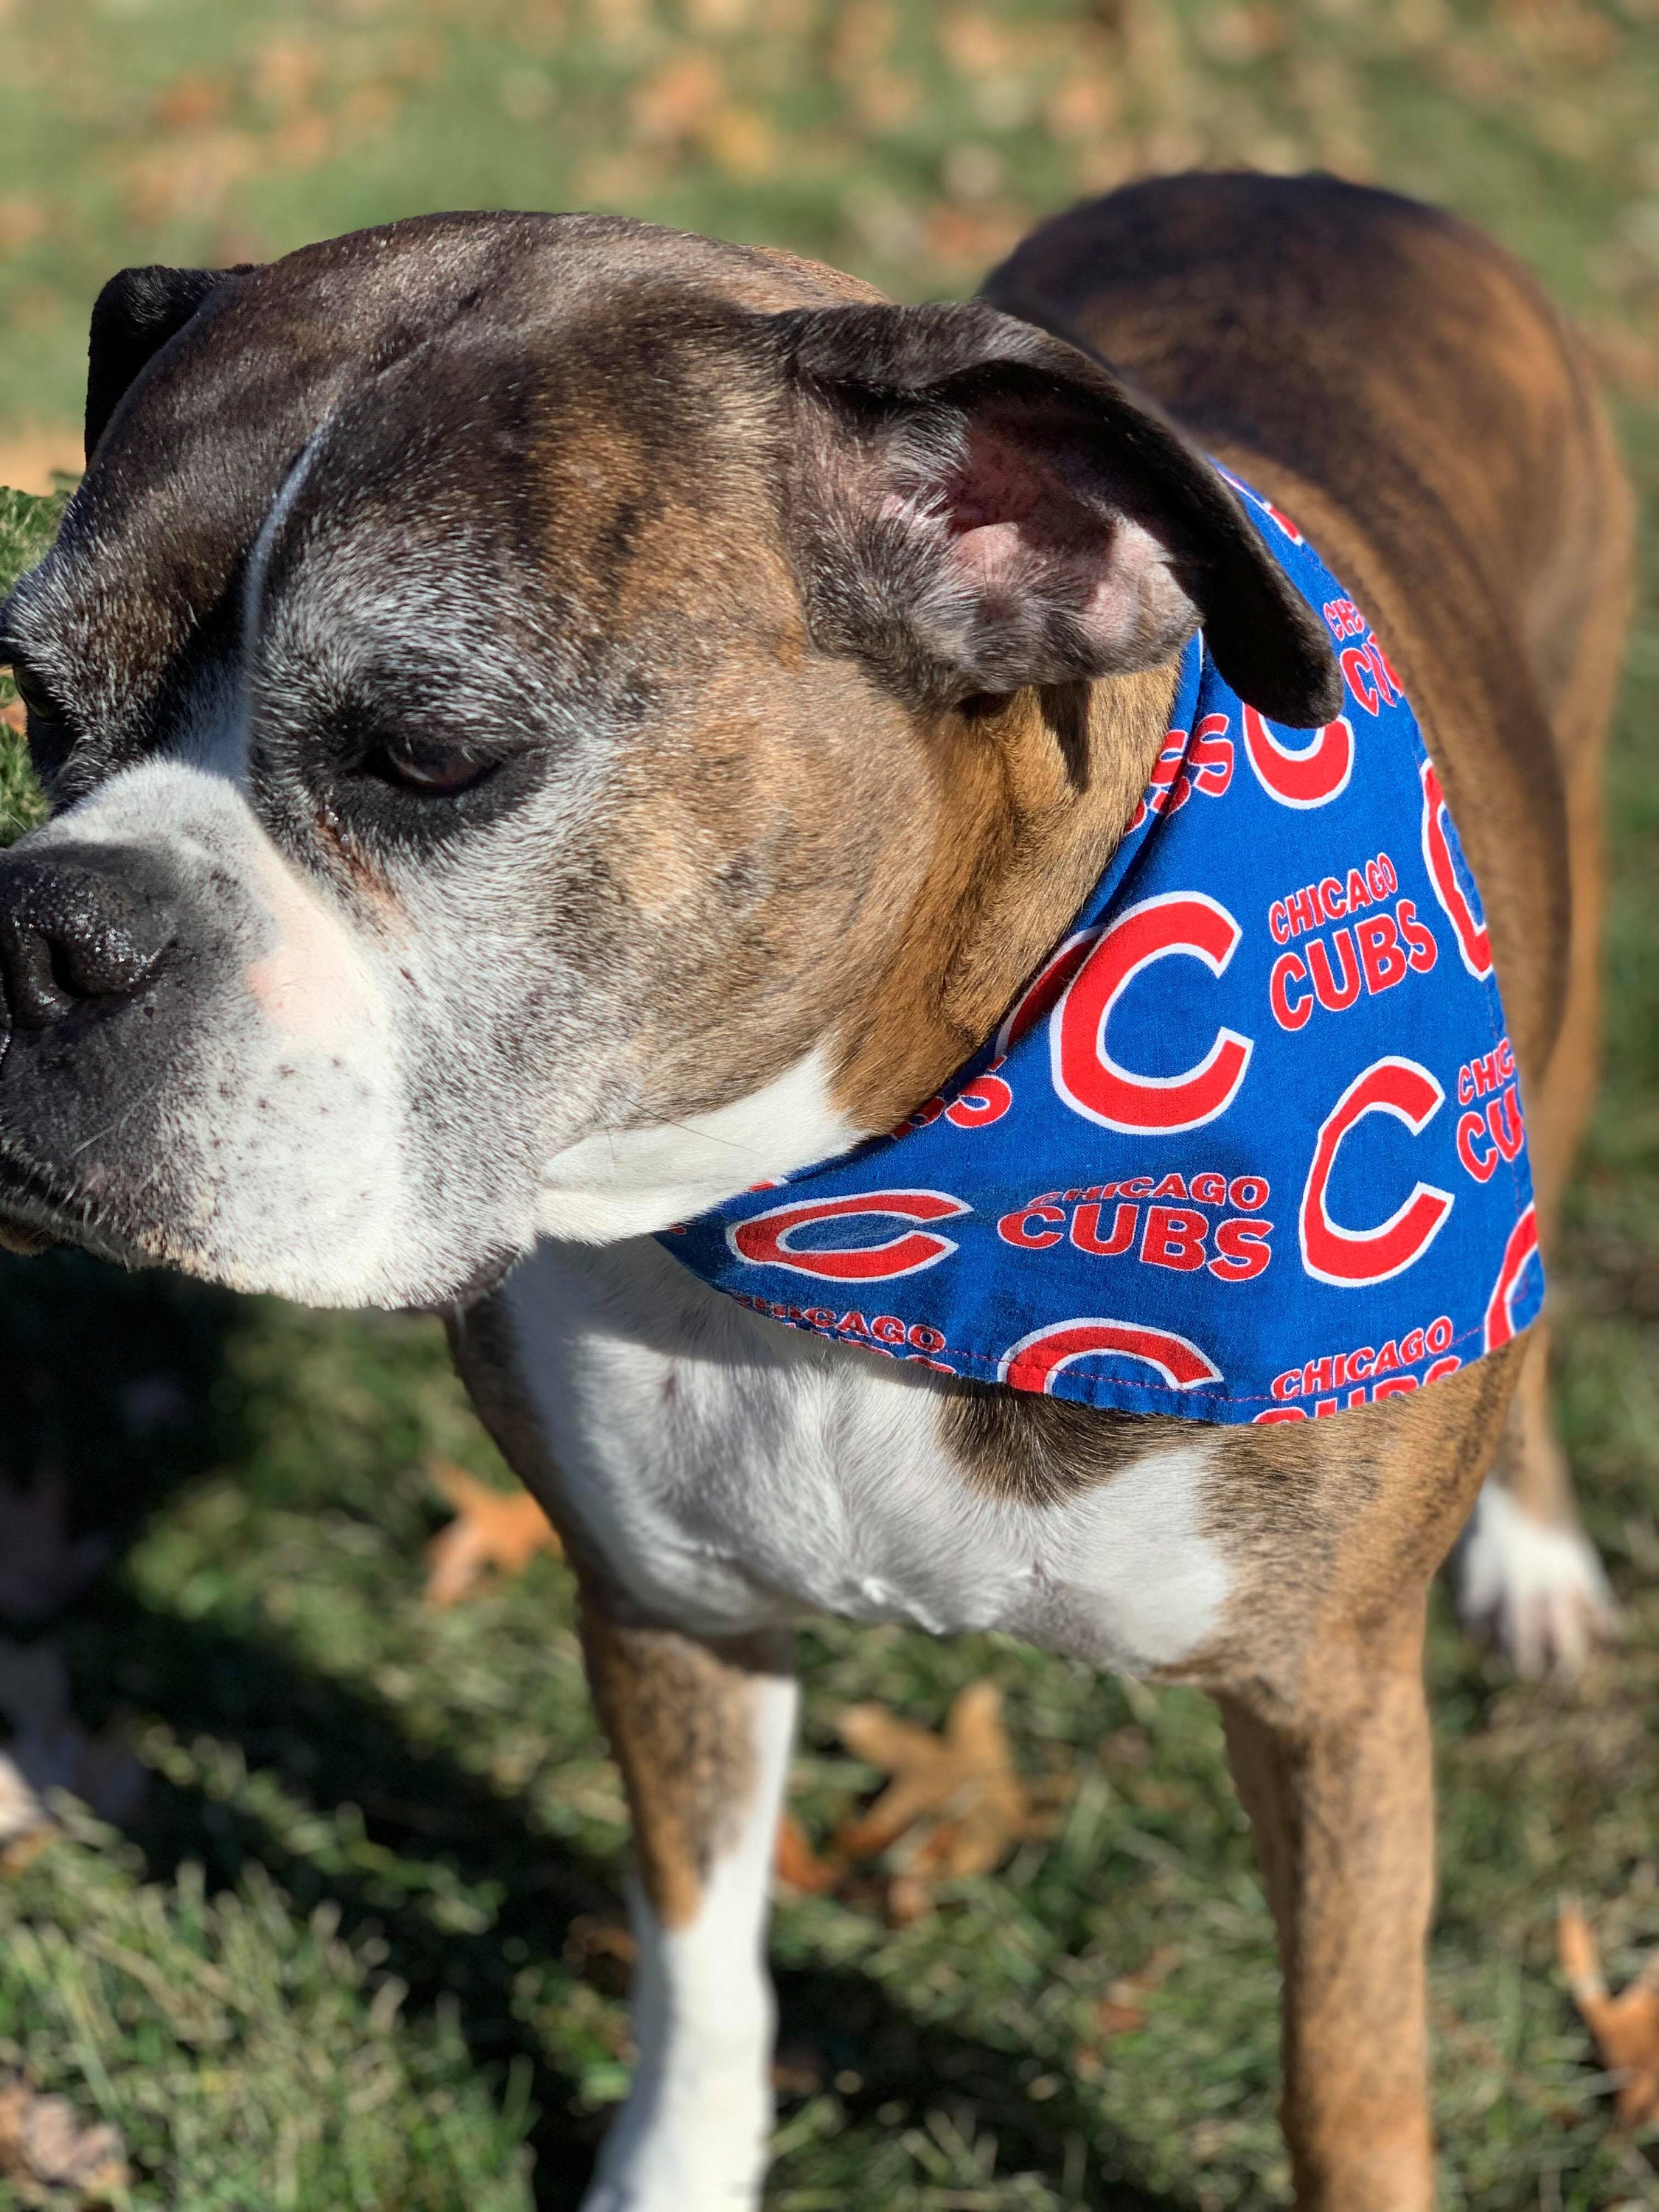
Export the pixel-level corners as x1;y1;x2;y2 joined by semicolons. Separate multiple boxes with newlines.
950;173;1628;2202
0;175;1632;2212
980;176;1632;1548
830;662;1178;1127
557;177;1622;2205
579;1608;792;1933
452;1264;790;1936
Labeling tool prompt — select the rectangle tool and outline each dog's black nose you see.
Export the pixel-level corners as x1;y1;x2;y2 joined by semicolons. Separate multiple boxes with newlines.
0;851;175;1030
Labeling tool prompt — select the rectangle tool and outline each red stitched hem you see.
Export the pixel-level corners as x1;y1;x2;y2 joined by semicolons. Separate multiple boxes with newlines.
725;1295;1532;1409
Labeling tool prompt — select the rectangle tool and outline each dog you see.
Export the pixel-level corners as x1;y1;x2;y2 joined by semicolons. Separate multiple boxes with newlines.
0;173;1631;2209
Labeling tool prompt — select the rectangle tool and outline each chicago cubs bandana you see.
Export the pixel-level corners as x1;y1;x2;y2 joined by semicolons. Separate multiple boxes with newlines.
661;472;1542;1424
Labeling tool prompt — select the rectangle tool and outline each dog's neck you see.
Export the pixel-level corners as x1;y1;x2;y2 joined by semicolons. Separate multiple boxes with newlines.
828;657;1180;1130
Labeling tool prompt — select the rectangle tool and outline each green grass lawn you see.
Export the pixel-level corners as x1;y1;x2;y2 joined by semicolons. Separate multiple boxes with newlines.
5;2;1659;2206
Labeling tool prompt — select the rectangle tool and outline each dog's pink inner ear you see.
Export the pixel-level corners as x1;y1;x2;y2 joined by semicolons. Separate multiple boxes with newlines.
946;428;1054;538
776;298;1341;725
911;414;1202;690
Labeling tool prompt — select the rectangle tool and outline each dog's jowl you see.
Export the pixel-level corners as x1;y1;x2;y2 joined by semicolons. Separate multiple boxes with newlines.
0;175;1632;2209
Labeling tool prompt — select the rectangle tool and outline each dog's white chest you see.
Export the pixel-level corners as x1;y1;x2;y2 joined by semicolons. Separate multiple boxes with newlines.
479;1238;1231;1676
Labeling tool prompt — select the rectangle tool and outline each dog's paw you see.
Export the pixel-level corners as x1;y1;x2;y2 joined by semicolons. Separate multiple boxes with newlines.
579;2072;770;2212
1455;1478;1618;1678
580;2150;765;2212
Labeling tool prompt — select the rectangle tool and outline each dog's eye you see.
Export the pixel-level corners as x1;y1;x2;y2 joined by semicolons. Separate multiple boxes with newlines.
7;663;72;783
369;734;493;796
8;664;60;726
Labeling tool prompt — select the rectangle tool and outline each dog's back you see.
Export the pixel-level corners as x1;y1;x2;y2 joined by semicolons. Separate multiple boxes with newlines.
984;173;1630;841
987;172;1635;1669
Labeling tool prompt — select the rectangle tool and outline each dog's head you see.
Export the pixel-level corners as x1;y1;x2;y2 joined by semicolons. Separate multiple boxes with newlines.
0;212;1336;1307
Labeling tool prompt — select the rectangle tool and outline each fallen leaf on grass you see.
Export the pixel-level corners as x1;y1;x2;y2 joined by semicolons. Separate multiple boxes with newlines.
563;1913;636;1997
807;1680;1062;1920
773;1809;842;1895
423;1461;562;1607
834;1680;1035;1876
882;1871;939;1926
776;1683;1066;1921
0;2073;128;2202
1559;1896;1659;2124
1088;1946;1179;2042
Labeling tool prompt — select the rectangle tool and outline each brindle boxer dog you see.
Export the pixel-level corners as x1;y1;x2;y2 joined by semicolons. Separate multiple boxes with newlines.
0;173;1631;2208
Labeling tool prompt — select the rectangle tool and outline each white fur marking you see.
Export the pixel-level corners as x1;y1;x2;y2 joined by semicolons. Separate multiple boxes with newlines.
1033;1445;1230;1669
242;435;324;646
536;1046;862;1243
40;759;411;1301
490;1237;1232;1674
582;1672;794;2212
1456;1478;1616;1678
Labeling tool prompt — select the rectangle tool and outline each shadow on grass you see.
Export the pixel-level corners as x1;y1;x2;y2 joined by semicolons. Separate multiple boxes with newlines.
0;1248;240;1556
75;1590;1178;2212
0;1250;1175;2207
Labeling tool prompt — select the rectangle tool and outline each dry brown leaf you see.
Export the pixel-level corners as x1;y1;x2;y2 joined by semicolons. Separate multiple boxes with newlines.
833;1680;1035;1888
630;52;723;145
776;1684;1054;1921
422;1461;561;1607
1558;1896;1659;2125
883;1873;937;1925
563;1913;637;1998
0;2073;128;2200
773;1809;842;1895
1091;1944;1179;2039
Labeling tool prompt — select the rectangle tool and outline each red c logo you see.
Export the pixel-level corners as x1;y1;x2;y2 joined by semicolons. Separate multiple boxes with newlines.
1484;1203;1539;1352
1419;761;1492;978
1299;1057;1454;1287
1242;703;1354;809
728;1189;970;1281
1051;891;1253;1133
943;1068;1013;1128
998;1317;1222;1395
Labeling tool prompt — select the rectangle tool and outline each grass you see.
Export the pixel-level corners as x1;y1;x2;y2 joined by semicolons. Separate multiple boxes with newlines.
3;1;1659;2206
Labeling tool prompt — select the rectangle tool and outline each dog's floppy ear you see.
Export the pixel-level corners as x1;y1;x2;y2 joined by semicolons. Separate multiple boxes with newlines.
771;299;1340;728
85;263;259;463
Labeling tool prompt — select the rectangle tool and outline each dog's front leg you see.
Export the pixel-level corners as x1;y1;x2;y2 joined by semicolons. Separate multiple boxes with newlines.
578;1592;795;2212
1219;1607;1435;2212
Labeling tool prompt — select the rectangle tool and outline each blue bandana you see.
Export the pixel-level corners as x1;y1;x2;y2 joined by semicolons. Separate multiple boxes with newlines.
661;473;1541;1424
